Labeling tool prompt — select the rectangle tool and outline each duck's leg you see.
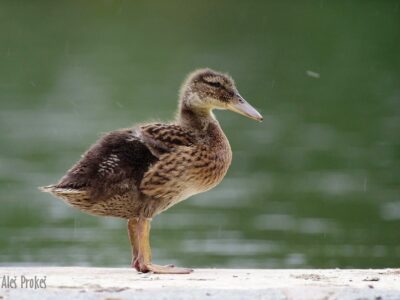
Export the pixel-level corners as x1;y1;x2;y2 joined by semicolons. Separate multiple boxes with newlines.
127;217;193;274
127;218;139;268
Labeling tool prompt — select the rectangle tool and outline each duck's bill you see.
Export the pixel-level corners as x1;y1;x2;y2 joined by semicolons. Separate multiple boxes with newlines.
228;95;263;122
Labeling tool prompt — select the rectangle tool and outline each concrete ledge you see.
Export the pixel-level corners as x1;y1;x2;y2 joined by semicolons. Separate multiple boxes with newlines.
0;267;399;300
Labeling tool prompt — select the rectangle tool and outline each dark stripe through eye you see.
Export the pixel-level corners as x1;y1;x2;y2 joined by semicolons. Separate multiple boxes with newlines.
207;81;222;88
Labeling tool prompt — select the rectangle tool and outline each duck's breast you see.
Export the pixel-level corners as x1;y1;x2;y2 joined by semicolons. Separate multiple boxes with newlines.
190;142;232;193
139;120;232;215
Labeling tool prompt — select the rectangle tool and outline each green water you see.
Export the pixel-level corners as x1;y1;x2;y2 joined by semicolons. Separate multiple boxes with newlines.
0;1;399;268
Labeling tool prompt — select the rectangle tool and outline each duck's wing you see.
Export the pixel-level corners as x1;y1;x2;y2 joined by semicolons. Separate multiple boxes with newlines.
44;128;159;200
138;124;199;203
139;123;195;156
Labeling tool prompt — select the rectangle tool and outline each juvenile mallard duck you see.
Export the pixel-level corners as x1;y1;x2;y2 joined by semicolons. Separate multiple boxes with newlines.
40;68;262;274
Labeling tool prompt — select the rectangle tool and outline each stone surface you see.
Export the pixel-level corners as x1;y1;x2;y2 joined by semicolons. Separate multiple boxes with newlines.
0;267;399;300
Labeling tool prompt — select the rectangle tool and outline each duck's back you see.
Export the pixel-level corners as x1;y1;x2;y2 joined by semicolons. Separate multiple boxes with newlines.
42;128;159;218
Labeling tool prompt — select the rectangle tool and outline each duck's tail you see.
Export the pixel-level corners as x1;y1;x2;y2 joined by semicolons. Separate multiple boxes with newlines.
39;185;88;198
38;185;56;193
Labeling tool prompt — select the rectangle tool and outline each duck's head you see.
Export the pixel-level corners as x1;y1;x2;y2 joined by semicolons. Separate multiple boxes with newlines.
179;68;263;122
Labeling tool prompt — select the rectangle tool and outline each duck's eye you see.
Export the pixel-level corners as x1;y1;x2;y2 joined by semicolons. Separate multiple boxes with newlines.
207;81;223;88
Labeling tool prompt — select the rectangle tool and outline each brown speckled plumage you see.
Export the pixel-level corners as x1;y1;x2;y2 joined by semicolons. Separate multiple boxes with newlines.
40;68;262;274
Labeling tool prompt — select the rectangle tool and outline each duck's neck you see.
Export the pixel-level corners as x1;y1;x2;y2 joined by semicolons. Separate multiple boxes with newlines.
177;95;218;132
178;105;214;131
178;95;231;157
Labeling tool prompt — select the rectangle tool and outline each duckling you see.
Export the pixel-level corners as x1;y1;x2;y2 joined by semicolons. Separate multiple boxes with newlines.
40;68;263;274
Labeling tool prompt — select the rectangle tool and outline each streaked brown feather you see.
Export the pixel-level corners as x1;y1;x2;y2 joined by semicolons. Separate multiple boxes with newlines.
140;122;231;215
140;123;195;156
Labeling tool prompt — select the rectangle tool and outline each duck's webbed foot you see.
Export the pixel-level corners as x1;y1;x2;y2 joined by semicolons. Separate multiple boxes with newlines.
134;260;193;274
127;217;193;274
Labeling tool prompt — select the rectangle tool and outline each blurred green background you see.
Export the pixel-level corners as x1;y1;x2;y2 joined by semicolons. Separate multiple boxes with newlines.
0;1;399;268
